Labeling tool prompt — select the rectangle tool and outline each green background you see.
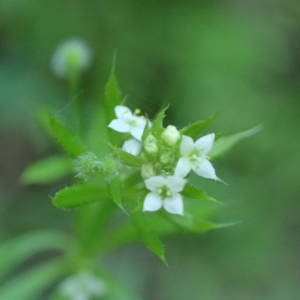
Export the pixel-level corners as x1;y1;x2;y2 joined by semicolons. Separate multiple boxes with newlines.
1;0;300;299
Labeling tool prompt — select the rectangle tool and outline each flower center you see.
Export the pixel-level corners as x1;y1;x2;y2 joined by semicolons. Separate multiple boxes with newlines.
128;118;137;127
158;185;172;199
189;149;201;162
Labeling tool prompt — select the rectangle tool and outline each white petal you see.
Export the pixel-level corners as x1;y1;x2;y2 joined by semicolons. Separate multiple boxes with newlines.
115;105;132;119
193;158;218;180
165;175;187;193
175;157;192;178
195;133;215;155
122;139;141;156
143;193;162;211
135;116;147;128
163;194;184;215
145;176;165;191
129;117;146;140
180;135;195;156
130;126;144;141
108;119;130;133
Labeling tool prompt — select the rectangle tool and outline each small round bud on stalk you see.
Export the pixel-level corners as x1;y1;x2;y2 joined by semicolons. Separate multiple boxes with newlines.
161;125;180;146
51;38;93;78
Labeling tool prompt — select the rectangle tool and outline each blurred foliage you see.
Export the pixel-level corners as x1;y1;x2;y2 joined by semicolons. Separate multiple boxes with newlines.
1;0;300;299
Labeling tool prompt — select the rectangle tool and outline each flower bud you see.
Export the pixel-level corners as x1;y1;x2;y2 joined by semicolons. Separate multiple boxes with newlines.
74;152;102;181
51;38;92;78
102;155;120;179
144;134;158;154
161;125;180;146
160;151;174;165
141;164;155;179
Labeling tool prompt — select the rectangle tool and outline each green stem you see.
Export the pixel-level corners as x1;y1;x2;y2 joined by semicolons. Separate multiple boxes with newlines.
68;70;82;137
76;199;117;261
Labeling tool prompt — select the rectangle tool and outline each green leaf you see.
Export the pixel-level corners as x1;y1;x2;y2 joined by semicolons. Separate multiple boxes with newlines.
210;125;262;159
132;213;167;264
109;177;127;213
164;213;235;234
109;144;144;167
182;183;221;204
86;108;109;154
0;231;68;282
0;258;66;300
151;105;169;137
104;56;122;143
141;230;166;264
180;113;216;139
76;200;116;256
39;111;85;157
104;56;122;122
21;155;72;185
141;120;152;142
52;184;108;209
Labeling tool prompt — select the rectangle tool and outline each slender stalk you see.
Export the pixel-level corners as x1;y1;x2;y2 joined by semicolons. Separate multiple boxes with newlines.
76;199;117;260
68;70;82;137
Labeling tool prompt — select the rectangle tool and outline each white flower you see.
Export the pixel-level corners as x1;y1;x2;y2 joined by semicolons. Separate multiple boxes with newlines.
175;134;218;180
60;272;106;300
51;38;93;77
108;105;146;141
161;125;181;146
143;175;186;215
122;138;141;156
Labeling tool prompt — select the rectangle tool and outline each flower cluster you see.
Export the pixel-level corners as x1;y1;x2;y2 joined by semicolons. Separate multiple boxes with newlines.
59;272;106;300
108;105;219;216
74;152;120;182
74;152;103;182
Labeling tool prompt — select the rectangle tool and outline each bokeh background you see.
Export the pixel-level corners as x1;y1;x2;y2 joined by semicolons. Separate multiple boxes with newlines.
1;0;300;299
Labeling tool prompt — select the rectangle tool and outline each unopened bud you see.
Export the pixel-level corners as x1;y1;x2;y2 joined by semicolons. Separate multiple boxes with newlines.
141;164;155;179
144;134;158;154
51;38;92;78
161;125;180;146
74;152;102;181
160;151;174;164
102;155;120;179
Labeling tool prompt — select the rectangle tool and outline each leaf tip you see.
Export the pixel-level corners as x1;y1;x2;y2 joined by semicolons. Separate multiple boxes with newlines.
245;125;263;137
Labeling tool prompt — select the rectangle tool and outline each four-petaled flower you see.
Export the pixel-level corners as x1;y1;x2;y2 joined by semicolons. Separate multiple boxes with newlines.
108;105;146;141
143;175;186;215
175;134;218;180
